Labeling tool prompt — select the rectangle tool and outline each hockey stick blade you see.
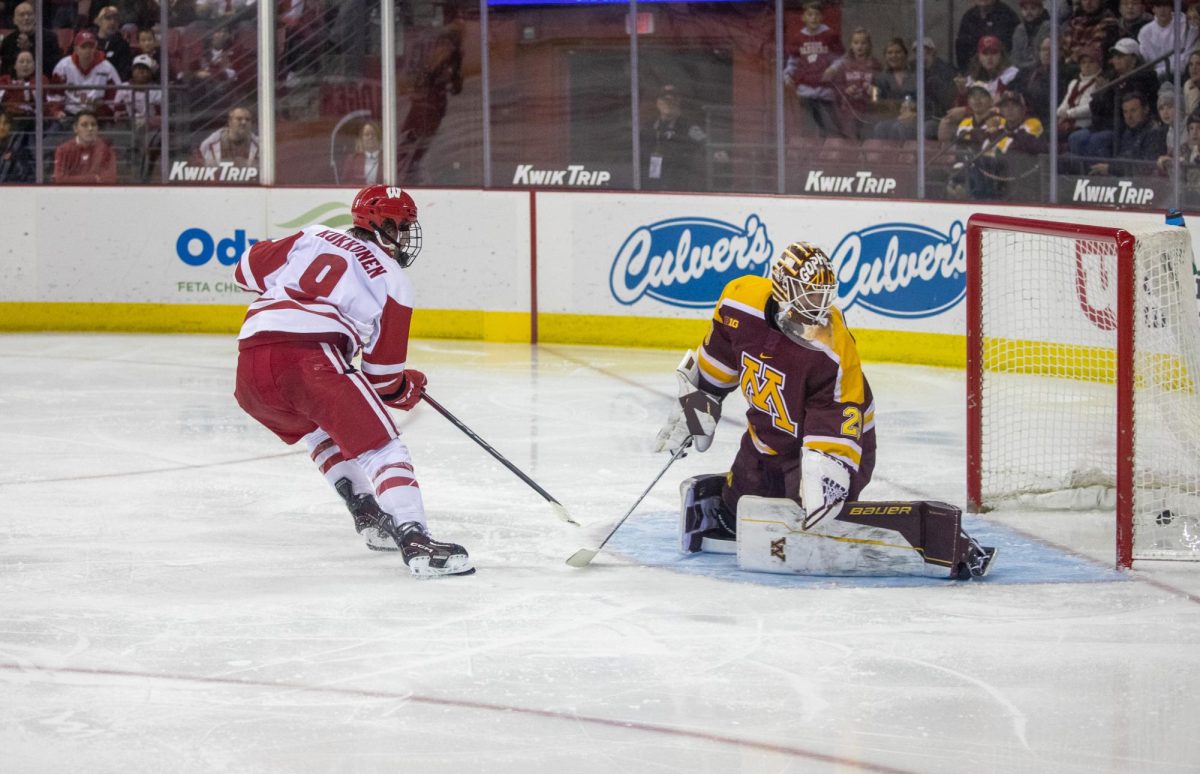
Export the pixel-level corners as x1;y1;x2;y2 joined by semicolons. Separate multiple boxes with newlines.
565;441;691;568
420;392;580;526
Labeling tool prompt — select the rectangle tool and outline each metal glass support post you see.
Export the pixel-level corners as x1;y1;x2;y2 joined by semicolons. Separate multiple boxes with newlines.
776;0;785;194
1048;0;1059;203
34;0;44;183
915;0;926;199
159;0;170;183
630;0;641;190
257;0;276;185
481;0;492;188
1173;0;1183;210
381;0;398;186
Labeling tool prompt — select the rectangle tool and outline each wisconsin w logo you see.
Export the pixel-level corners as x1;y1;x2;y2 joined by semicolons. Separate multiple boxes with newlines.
740;353;797;435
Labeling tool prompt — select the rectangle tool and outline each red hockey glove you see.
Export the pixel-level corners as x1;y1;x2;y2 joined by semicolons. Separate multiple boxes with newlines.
382;369;427;411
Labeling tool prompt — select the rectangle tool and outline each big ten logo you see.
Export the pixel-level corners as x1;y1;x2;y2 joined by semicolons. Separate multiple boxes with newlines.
319;82;381;117
177;228;260;267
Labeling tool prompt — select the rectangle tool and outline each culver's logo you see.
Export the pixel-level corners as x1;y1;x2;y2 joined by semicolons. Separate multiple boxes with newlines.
831;221;966;319
610;215;774;308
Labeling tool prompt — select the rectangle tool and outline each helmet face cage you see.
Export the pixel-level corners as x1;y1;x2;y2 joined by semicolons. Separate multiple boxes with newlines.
350;185;422;266
770;242;837;327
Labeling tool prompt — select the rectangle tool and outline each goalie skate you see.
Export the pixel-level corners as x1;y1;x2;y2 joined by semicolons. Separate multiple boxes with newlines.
958;538;997;580
395;521;475;578
334;478;397;552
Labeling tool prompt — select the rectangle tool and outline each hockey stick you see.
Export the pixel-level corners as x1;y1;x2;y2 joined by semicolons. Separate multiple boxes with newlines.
565;440;692;568
419;392;579;526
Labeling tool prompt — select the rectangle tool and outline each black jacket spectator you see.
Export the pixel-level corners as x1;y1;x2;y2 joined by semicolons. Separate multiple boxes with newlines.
0;2;64;78
1087;63;1158;133
94;6;134;80
955;0;1021;70
0;110;34;182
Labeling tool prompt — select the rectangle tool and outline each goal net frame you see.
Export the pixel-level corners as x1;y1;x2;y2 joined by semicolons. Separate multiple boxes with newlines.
966;213;1195;569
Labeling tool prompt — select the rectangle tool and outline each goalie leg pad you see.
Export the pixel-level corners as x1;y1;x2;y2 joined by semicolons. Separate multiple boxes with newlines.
679;474;735;552
737;497;994;579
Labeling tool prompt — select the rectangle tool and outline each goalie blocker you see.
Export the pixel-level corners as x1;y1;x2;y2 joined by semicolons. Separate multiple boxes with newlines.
680;476;996;580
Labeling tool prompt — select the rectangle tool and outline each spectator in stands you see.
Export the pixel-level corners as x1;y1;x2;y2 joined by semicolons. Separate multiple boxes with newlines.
53;107;117;182
116;53;161;180
121;0;198;29
823;27;880;140
871;38;917;141
955;0;1020;70
1011;0;1050;70
784;0;843;139
194;0;253;23
946;83;1006;197
0;50;48;127
49;30;124;125
993;90;1046;198
1115;0;1153;42
198;104;257;168
1154;84;1188;171
94;5;133;80
135;28;160;69
0;109;34;182
1184;50;1200;114
339;119;381;185
1070;38;1159;157
1061;0;1119;69
51;0;104;30
279;0;323;84
1;2;64;78
640;84;707;191
918;37;958;137
1087;91;1166;175
1016;35;1064;124
1057;43;1107;140
1139;0;1196;79
398;23;464;182
183;24;249;110
957;35;1020;105
1181;111;1200;190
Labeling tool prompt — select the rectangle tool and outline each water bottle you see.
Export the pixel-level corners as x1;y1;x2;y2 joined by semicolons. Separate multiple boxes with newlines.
1166;208;1186;227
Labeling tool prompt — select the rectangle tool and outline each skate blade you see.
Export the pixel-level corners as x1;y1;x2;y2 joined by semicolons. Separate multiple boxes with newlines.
407;555;475;578
978;547;997;578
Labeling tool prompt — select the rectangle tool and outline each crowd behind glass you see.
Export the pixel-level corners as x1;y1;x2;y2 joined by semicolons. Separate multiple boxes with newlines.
1;0;1198;211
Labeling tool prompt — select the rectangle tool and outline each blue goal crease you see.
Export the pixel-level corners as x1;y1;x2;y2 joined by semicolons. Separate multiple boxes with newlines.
604;512;1127;588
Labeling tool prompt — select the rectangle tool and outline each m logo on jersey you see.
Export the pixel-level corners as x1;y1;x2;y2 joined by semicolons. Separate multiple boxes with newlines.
740;353;797;436
610;215;774;308
830;221;966;319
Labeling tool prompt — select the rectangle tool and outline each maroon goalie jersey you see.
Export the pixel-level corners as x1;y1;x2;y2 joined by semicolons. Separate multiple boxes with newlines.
695;275;876;477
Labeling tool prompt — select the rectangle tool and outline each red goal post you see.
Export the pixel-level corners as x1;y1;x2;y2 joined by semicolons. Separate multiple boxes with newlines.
966;213;1200;569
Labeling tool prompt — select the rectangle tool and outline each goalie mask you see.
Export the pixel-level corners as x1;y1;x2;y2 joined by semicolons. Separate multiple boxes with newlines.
770;241;837;340
350;185;423;267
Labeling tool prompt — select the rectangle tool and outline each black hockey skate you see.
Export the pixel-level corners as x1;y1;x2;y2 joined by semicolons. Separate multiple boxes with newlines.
334;478;398;552
394;521;475;578
957;537;998;580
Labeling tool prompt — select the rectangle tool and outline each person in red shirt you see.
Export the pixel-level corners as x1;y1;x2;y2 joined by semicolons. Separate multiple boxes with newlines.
784;1;844;139
53;108;118;183
0;50;48;126
822;27;881;139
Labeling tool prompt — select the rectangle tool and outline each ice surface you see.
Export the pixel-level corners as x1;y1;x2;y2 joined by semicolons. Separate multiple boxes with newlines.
1;334;1198;774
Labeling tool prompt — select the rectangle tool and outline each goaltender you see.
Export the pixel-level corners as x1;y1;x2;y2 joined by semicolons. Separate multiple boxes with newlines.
654;241;996;579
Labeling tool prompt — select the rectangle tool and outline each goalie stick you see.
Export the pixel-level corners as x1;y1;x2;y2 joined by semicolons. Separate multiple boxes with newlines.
419;392;579;526
565;440;692;568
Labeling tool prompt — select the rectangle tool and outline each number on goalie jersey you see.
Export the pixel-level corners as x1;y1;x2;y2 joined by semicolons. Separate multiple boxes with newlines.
231;185;473;578
691;252;877;520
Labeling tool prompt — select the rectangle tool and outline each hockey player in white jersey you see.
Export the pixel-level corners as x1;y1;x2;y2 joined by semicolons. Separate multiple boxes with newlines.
232;184;473;577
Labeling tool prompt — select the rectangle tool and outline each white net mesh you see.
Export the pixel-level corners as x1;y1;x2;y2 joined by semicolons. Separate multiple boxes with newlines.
977;224;1200;561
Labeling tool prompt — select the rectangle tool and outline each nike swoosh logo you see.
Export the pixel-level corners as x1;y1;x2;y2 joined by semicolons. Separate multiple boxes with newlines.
759;353;773;359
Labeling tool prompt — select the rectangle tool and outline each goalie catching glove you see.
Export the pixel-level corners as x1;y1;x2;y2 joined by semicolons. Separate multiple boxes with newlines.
381;369;427;411
654;350;722;454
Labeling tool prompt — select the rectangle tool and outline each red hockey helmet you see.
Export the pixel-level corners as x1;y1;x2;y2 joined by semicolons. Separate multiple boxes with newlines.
350;185;423;267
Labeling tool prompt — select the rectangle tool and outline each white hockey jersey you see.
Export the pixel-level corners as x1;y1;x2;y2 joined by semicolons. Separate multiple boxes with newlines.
234;226;414;395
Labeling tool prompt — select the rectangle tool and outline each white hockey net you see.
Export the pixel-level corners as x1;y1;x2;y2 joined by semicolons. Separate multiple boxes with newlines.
972;219;1200;563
